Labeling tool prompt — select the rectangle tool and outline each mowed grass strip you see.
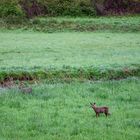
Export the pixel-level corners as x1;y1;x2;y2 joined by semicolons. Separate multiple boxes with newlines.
0;78;140;140
0;31;140;68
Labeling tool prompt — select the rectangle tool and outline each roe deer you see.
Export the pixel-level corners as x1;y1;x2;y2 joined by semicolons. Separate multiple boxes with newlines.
19;82;32;94
90;103;110;117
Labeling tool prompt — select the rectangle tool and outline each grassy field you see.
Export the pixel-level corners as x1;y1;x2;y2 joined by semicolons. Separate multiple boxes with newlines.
0;30;140;81
0;78;140;140
0;16;140;140
0;31;140;69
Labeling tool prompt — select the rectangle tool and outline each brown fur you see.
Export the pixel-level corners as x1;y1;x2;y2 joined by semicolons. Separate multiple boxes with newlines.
90;103;110;117
19;87;32;94
19;82;32;94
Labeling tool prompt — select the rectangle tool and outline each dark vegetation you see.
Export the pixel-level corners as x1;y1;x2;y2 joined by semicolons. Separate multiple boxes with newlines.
0;0;140;18
0;0;95;18
91;0;140;15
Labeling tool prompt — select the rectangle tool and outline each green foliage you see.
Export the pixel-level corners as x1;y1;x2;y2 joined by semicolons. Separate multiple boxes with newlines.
0;0;139;17
91;0;140;15
0;0;24;18
43;0;95;16
0;0;96;17
3;16;27;24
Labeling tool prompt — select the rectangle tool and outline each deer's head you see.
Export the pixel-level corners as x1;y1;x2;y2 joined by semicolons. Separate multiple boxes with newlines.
90;102;96;107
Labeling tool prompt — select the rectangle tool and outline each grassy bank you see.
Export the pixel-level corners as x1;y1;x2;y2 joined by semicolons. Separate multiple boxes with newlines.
0;16;140;32
0;65;140;83
0;78;140;140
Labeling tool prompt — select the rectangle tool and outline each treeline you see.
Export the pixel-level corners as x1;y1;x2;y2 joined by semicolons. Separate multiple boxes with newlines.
0;0;140;18
0;0;95;18
92;0;140;15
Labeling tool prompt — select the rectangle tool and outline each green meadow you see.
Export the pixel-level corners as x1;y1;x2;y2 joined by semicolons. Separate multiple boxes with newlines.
0;31;140;69
0;78;140;140
0;16;140;140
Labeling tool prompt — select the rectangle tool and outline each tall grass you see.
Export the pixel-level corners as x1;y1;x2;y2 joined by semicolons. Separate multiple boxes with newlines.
0;78;140;140
0;16;140;32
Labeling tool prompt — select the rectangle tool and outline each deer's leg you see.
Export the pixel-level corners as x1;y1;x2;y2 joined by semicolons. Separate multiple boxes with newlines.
96;113;98;118
97;113;100;117
105;112;108;117
107;110;110;115
96;113;98;117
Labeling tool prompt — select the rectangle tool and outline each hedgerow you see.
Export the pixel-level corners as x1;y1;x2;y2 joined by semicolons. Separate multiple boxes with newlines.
0;0;95;18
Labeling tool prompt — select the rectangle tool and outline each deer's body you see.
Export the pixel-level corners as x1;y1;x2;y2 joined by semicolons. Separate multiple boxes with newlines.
19;87;32;94
19;82;32;94
90;103;110;117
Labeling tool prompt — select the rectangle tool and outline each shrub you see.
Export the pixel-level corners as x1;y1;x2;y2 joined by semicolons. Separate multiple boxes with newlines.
3;15;27;24
0;0;96;18
91;0;140;15
0;0;139;18
0;0;24;18
43;0;95;16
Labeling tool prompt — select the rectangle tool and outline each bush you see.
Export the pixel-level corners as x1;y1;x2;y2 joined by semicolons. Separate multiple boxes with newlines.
43;0;95;16
91;0;140;15
46;0;95;16
3;15;27;24
0;0;96;18
0;0;139;18
0;0;24;18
